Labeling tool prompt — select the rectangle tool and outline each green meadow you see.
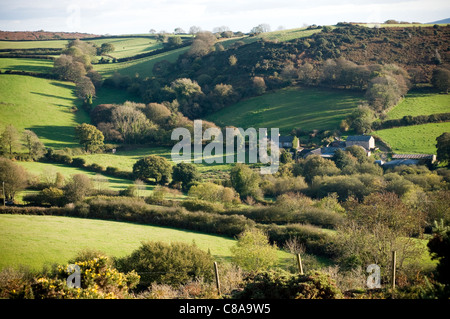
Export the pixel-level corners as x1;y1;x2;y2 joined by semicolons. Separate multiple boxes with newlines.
87;36;162;59
0;214;236;271
17;161;141;193
0;74;90;148
374;122;450;154
0;40;68;50
257;27;328;42
93;46;190;78
78;146;237;175
385;88;450;120
0;214;292;271
0;57;54;73
206;87;364;134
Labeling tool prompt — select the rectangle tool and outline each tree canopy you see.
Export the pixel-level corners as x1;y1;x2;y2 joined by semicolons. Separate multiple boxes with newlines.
75;123;104;153
133;155;172;184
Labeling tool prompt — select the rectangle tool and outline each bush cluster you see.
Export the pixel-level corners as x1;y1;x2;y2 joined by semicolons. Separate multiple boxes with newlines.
1;252;139;299
232;269;342;299
115;241;214;289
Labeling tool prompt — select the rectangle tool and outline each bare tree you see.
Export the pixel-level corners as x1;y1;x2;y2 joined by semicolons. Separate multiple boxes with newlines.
0;124;20;155
251;23;271;34
111;103;157;144
189;26;202;35
188;31;217;57
22;130;45;160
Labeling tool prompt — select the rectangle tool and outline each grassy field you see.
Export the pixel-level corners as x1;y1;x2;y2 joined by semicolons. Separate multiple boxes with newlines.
0;57;54;73
0;37;161;60
0;40;68;50
206;87;364;134
0;214;292;271
93;46;190;78
78;146;236;176
78;146;172;172
385;88;450;120
0;214;236;271
374;122;450;154
256;27;328;42
87;37;162;59
0;74;90;148
17;161;143;194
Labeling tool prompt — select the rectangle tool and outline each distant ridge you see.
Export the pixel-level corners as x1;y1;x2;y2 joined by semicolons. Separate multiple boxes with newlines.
0;30;101;41
428;18;450;24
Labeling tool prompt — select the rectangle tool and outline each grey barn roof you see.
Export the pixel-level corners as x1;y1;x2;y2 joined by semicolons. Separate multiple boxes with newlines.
346;135;373;142
279;136;294;143
392;154;435;159
383;159;421;167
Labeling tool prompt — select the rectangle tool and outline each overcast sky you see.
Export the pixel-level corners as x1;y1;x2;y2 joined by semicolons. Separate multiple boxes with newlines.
1;0;449;35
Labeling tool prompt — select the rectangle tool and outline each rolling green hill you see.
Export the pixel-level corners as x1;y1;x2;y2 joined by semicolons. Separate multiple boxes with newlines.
385;88;450;120
17;161;144;194
0;40;68;50
93;45;190;78
87;36;162;59
0;214;292;271
0;74;89;148
206;86;364;134
255;26;328;42
0;214;238;271
0;58;54;73
374;122;450;154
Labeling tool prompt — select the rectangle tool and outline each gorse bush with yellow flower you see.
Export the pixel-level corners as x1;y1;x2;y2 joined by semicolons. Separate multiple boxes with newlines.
4;251;140;299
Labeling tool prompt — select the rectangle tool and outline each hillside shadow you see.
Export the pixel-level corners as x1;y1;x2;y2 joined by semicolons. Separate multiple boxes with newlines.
29;125;79;148
50;81;75;90
2;64;52;73
31;91;74;101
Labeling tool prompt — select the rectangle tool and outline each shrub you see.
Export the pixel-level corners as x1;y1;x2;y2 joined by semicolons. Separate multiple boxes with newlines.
71;157;86;168
260;223;334;257
233;269;342;299
41;187;66;206
231;228;279;272
0;267;34;299
31;255;139;299
188;182;239;204
87;163;105;173
181;199;225;213
115;241;215;289
261;175;308;197
133;155;172;185
63;174;93;203
75;197;255;237
172;162;200;192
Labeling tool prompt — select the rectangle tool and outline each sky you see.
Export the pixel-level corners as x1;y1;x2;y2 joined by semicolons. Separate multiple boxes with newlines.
0;0;449;35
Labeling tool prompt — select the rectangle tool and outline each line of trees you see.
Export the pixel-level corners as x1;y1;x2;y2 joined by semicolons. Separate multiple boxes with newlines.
90;100;219;146
52;39;103;109
0;124;45;160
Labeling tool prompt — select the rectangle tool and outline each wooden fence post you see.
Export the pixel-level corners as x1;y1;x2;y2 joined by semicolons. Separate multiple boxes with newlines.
214;262;221;295
391;251;396;290
297;253;304;275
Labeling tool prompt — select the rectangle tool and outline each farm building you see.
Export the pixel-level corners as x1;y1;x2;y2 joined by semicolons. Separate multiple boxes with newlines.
345;135;375;150
391;154;436;164
303;145;371;158
382;159;422;168
378;154;436;168
302;135;374;159
278;135;300;149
